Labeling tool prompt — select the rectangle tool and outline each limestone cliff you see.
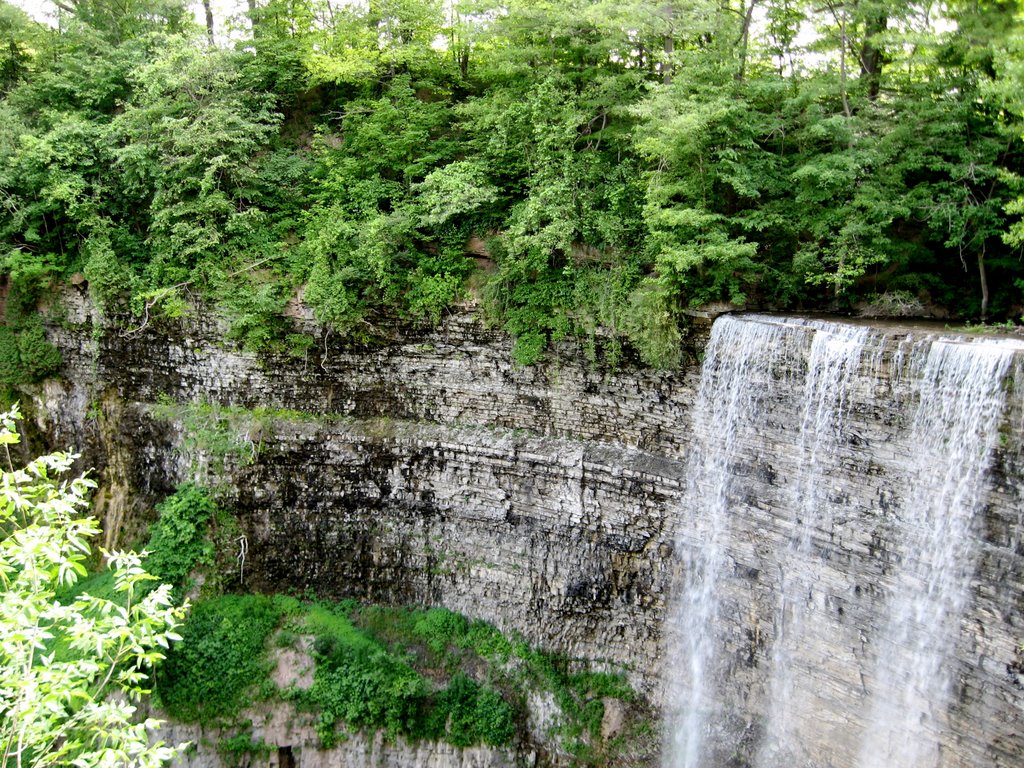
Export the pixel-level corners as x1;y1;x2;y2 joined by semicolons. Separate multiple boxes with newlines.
26;293;1024;768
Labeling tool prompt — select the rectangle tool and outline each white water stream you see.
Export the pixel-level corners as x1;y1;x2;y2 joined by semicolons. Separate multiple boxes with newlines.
664;315;1023;768
757;321;874;766
856;339;1018;767
664;315;803;768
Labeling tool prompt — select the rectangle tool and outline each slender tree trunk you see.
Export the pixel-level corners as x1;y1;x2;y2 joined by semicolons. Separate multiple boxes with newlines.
661;3;675;85
663;36;674;83
202;0;215;44
839;11;852;122
735;0;761;81
835;253;844;303
978;247;989;322
450;9;469;78
247;0;259;37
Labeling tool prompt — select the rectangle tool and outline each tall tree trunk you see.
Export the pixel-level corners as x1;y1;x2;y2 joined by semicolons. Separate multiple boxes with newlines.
663;34;674;84
735;0;761;81
839;10;852;122
202;0;215;44
247;0;259;37
859;13;886;101
661;3;675;85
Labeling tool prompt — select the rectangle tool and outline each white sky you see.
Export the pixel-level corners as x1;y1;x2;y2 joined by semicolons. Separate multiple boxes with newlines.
10;0;248;36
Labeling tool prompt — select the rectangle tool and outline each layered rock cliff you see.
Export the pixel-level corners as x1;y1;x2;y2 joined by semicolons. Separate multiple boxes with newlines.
25;293;1024;768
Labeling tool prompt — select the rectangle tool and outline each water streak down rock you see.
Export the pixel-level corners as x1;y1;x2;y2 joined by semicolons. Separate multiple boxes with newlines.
858;340;1020;767
664;317;805;768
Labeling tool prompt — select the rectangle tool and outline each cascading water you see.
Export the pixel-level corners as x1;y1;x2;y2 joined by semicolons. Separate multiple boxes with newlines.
757;322;875;767
664;313;1024;768
856;339;1018;767
664;315;806;768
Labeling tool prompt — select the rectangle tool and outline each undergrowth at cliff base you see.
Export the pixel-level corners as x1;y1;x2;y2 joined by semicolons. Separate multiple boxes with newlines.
154;594;645;763
64;478;648;763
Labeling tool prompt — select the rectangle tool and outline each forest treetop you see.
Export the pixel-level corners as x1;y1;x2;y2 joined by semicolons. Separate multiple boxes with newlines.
1;0;1022;368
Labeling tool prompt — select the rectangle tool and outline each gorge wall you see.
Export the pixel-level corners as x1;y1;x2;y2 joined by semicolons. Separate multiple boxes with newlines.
26;292;1024;767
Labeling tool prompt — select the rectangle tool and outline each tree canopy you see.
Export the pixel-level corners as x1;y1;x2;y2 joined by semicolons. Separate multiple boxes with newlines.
1;0;1022;366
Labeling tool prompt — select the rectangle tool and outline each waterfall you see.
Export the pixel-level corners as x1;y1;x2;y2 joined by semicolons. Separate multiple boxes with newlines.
757;321;874;766
856;339;1017;767
664;315;805;768
664;313;1023;768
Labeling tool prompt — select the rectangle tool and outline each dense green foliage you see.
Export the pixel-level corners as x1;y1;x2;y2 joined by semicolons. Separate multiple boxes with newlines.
0;258;62;392
0;405;186;768
144;483;216;587
298;603;519;747
2;0;1023;366
156;593;287;722
154;593;639;760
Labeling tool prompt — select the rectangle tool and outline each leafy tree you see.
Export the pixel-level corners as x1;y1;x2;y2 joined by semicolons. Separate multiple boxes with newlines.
0;3;37;94
112;37;281;288
49;0;190;45
0;404;187;768
2;0;1024;365
983;5;1024;255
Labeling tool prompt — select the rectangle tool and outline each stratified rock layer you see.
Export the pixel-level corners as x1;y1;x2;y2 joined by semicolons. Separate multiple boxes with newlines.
30;295;1024;767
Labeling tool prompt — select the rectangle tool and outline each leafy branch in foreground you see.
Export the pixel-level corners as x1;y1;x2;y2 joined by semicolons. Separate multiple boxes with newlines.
0;404;187;768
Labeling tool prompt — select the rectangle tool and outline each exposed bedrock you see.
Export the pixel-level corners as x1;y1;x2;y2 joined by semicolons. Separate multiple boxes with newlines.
27;295;1024;767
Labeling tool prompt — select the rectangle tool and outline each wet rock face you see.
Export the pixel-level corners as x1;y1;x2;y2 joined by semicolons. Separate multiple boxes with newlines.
38;299;702;702
32;297;1024;768
228;422;682;678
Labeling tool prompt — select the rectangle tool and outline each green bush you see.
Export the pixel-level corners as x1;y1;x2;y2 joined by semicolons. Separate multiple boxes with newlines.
309;647;428;740
461;619;513;663
156;594;286;723
82;232;135;312
428;673;516;747
145;484;216;588
295;603;521;749
0;319;62;389
302;604;429;742
218;728;271;768
1;246;62;388
413;607;469;655
157;593;630;755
